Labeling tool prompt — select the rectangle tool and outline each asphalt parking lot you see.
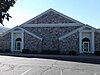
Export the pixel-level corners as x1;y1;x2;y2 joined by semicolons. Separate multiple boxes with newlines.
0;54;100;75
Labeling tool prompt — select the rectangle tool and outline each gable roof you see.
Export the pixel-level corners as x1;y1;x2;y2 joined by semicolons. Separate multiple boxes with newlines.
20;8;84;26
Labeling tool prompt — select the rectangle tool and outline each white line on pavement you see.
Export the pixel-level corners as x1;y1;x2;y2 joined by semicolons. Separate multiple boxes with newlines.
60;70;63;75
94;73;97;75
20;68;32;75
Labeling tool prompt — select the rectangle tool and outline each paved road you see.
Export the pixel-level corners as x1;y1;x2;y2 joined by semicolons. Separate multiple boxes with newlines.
0;55;100;75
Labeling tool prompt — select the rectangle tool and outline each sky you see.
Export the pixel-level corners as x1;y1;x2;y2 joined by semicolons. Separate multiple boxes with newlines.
1;0;100;28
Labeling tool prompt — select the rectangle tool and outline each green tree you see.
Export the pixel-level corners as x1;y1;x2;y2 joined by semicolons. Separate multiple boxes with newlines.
0;0;17;26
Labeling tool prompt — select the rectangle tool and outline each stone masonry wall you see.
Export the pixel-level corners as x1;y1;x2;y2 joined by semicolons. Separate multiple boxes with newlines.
0;33;11;50
29;11;75;24
24;32;42;53
22;26;81;38
59;32;79;54
42;37;59;51
95;31;100;51
23;26;81;51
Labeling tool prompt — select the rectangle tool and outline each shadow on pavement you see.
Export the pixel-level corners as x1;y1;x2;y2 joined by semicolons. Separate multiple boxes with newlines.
0;53;100;65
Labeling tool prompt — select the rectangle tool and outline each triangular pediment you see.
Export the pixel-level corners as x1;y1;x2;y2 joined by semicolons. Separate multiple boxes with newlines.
22;8;83;25
29;10;75;24
82;25;96;31
83;27;92;30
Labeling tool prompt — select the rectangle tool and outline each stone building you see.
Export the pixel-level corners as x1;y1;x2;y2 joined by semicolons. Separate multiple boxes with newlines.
0;8;100;54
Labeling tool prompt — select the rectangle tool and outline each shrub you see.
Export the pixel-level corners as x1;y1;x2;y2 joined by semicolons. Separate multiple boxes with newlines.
22;49;30;54
5;49;11;53
0;49;4;53
31;50;38;54
68;51;77;55
41;50;60;55
0;49;10;53
95;51;100;56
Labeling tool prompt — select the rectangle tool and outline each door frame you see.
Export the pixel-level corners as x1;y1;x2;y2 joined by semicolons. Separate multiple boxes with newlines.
83;42;90;53
15;41;21;51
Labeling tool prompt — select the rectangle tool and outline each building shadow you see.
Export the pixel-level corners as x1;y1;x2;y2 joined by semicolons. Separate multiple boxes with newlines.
0;53;100;65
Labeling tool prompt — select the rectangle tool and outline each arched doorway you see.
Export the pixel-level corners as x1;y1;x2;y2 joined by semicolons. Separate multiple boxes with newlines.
15;38;22;51
82;38;90;53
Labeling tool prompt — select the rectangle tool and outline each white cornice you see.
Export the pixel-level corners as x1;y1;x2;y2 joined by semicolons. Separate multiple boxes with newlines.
20;23;84;27
59;26;85;40
18;27;42;41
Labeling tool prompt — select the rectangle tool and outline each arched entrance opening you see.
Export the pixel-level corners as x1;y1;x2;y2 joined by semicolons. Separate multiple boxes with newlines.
15;38;22;51
82;38;90;53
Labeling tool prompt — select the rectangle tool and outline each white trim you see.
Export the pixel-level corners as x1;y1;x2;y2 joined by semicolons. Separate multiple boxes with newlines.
15;41;21;51
81;30;94;32
20;8;84;26
79;29;95;54
21;31;24;51
80;25;96;32
83;42;90;53
85;24;96;30
91;32;95;53
79;32;82;53
1;26;42;41
10;27;24;52
0;26;20;37
13;31;22;33
11;32;23;52
18;27;42;41
11;32;14;52
59;25;95;40
59;26;85;40
20;23;83;27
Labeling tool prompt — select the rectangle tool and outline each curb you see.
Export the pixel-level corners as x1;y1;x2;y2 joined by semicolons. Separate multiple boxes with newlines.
0;53;100;59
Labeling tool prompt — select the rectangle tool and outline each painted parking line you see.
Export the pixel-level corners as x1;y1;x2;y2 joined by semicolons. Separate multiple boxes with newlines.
94;73;96;75
60;70;63;75
20;68;32;75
